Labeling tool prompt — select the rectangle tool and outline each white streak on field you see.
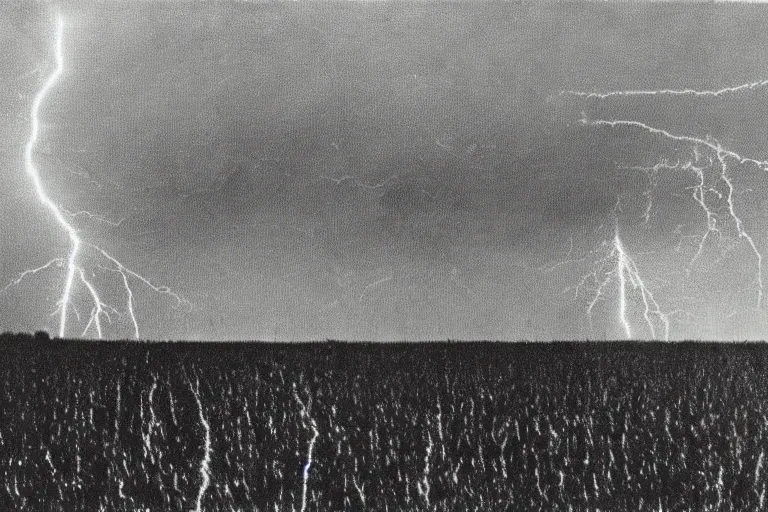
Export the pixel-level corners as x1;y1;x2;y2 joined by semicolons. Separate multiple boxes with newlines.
417;429;433;508
45;449;56;474
142;377;159;464
352;475;366;508
114;380;120;448
293;384;319;512
758;450;766;508
188;376;212;512
716;466;724;509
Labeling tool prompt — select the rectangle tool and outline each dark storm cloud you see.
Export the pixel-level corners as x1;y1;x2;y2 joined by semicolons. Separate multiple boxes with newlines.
54;3;573;262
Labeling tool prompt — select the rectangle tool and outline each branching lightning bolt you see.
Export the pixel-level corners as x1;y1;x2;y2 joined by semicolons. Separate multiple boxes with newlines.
7;14;190;339
577;225;670;340
561;79;768;338
580;116;768;171
580;117;765;311
1;258;63;294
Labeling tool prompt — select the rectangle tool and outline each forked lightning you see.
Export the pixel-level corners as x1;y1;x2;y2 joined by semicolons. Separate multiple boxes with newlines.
5;14;189;339
563;78;768;338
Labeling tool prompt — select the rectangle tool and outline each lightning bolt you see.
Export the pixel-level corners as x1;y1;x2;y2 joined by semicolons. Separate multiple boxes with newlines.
560;79;768;338
580;116;768;171
6;13;190;339
560;78;768;99
577;224;670;340
580;118;765;311
22;15;78;338
1;258;63;294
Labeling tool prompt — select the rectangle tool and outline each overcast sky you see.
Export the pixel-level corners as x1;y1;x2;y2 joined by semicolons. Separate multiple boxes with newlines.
3;2;768;340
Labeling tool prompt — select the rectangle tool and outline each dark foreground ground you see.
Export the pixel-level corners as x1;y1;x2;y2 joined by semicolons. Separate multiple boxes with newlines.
1;334;767;511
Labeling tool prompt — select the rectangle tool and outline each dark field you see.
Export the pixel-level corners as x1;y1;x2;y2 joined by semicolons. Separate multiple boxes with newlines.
1;334;767;511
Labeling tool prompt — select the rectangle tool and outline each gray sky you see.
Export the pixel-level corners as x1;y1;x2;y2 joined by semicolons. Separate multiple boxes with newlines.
3;2;768;340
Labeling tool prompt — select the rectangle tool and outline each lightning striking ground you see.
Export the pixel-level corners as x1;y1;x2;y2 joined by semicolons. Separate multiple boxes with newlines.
576;226;671;341
562;80;768;339
7;14;189;339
